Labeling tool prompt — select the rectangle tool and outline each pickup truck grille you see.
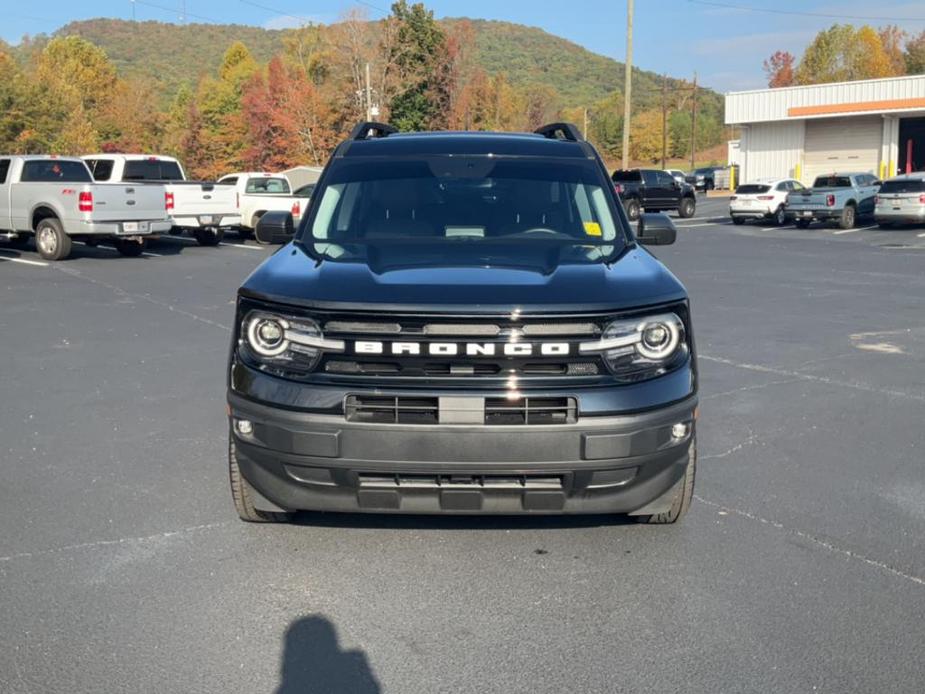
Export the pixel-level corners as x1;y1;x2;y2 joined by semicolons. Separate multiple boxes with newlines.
345;395;578;425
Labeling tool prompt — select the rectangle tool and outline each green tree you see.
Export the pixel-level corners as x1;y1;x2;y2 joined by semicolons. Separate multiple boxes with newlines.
906;31;925;74
387;0;451;131
587;91;623;162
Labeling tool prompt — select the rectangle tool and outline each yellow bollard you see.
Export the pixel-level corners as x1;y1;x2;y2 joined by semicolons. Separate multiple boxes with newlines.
729;166;736;191
795;162;802;183
879;161;886;181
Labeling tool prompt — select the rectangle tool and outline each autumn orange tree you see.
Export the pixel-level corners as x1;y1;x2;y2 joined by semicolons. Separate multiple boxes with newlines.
764;23;925;88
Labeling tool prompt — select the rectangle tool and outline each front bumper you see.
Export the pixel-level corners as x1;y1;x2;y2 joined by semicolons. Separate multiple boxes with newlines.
228;392;698;515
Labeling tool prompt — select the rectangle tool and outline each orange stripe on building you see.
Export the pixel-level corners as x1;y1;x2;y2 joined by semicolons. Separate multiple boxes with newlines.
788;98;925;117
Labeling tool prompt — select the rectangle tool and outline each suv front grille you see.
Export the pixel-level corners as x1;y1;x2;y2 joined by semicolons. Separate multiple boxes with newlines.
345;395;578;425
317;313;610;384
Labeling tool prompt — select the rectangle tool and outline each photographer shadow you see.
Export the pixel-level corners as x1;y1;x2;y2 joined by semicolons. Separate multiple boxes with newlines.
277;615;381;694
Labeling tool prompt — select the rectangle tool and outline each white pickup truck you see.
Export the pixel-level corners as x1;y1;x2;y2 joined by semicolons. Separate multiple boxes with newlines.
83;154;241;246
216;172;303;239
0;155;172;260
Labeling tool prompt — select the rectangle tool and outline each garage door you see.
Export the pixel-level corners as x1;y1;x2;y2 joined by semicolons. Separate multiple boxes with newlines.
803;116;881;184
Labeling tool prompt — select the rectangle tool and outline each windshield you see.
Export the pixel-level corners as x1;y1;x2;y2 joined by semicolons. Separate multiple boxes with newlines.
736;184;770;194
301;157;626;268
123;159;184;181
612;170;642;182
694;168;713;175
246;177;291;194
812;176;851;188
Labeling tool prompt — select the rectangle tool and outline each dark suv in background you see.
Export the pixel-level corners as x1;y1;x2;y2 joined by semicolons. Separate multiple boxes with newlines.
686;167;719;191
612;168;697;221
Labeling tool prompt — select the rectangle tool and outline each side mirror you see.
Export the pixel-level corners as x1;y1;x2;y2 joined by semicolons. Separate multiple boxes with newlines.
636;213;677;246
255;211;295;245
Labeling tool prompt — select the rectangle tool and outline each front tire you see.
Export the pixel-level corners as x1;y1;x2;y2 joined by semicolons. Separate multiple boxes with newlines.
795;219;811;229
878;222;893;230
732;216;746;225
637;438;696;525
678;197;696;218
624;198;641;222
229;437;290;523
35;218;72;261
193;227;223;246
237;227;254;240
114;238;145;257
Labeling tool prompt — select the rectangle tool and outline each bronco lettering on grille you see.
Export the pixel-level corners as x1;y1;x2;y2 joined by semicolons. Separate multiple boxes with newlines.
352;341;573;357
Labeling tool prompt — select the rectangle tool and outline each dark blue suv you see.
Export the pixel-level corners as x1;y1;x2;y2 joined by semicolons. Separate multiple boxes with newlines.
227;122;698;524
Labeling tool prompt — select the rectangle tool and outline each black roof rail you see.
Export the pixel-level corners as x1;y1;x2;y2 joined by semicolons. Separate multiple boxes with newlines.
534;122;584;142
349;121;399;141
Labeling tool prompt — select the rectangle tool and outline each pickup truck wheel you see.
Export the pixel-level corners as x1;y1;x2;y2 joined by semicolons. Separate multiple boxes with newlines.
838;204;856;230
113;238;145;257
229;437;290;523
194;227;223;246
624;199;641;222
237;227;254;240
35;218;72;261
731;216;746;225
677;197;696;218
795;219;811;229
636;436;696;525
878;222;893;230
773;206;787;226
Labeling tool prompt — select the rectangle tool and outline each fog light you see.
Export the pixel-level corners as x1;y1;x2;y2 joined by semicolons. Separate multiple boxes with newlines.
671;422;689;440
236;419;254;436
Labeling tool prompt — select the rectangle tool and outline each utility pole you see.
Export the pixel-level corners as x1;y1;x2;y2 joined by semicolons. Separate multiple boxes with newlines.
690;72;698;171
621;0;634;170
365;62;372;121
661;73;668;170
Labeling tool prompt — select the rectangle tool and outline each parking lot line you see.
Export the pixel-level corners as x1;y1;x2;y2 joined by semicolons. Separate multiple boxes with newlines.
917;232;925;238
833;226;877;235
219;242;264;251
760;225;794;231
678;223;722;229
0;255;48;267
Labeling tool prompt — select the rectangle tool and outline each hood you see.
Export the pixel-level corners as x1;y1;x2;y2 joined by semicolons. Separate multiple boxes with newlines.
240;243;687;313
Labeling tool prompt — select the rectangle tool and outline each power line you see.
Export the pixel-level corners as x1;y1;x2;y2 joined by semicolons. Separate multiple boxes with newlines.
133;0;220;23
687;0;925;23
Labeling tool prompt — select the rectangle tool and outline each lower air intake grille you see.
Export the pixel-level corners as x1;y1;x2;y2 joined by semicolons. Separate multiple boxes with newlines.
485;397;577;425
345;395;439;424
344;395;578;425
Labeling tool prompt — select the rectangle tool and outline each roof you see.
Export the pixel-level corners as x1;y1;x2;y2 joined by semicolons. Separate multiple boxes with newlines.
81;153;179;160
338;131;592;159
886;172;925;181
725;73;925;125
4;154;85;162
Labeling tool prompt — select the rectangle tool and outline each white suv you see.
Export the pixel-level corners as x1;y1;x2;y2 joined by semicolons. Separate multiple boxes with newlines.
730;178;804;226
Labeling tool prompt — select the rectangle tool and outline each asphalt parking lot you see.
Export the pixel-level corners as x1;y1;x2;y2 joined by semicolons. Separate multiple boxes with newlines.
2;198;924;693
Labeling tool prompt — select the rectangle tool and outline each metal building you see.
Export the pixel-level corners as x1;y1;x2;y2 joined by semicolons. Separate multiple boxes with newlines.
725;75;925;185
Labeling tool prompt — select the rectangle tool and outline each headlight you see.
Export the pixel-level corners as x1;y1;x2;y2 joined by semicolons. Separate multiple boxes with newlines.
239;309;344;375
580;312;687;381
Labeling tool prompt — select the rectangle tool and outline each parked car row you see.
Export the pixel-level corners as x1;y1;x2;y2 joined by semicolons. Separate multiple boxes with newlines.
0;153;312;260
730;171;925;230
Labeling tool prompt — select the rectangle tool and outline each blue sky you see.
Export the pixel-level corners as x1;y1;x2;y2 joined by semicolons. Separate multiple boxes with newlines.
4;0;925;92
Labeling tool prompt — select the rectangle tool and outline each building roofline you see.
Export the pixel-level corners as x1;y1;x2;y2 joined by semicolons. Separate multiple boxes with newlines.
725;73;925;98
